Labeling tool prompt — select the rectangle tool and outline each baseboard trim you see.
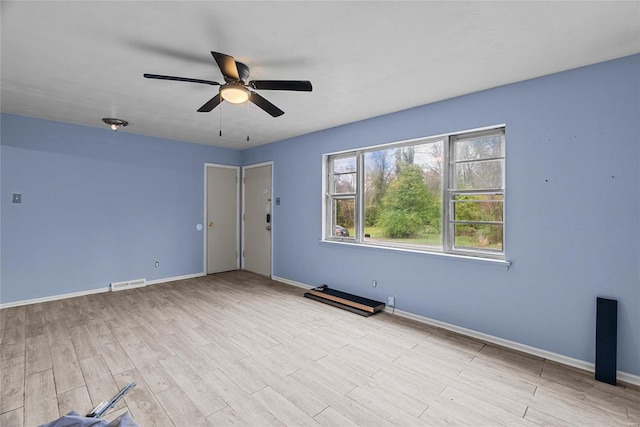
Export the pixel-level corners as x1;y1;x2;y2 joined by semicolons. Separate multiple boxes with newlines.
0;286;111;309
618;371;640;387
0;272;207;309
273;276;640;387
272;276;313;290
146;272;206;286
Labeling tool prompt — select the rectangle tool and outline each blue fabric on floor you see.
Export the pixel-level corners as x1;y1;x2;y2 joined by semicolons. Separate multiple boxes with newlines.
39;411;139;427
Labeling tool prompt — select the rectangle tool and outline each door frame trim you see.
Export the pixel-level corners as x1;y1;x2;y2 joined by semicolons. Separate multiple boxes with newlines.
203;163;241;274
241;161;274;276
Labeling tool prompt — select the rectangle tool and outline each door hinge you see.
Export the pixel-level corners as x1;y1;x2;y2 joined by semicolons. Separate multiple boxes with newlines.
242;250;245;258
243;213;245;221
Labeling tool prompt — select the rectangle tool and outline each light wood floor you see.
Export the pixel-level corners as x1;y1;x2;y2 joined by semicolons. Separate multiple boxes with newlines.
1;271;638;426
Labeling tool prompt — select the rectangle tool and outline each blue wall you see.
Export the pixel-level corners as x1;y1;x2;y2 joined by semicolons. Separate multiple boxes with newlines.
1;114;240;303
243;55;640;376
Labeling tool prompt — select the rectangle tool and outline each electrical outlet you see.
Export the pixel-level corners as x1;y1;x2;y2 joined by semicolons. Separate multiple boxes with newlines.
387;296;395;307
372;280;377;287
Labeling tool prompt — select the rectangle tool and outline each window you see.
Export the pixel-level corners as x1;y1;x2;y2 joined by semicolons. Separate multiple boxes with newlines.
324;127;505;259
328;154;357;238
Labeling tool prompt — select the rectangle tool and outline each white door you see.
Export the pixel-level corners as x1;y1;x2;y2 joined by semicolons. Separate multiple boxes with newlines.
206;165;239;274
243;163;272;276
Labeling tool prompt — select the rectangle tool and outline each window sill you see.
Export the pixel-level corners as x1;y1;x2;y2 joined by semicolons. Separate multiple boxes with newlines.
319;239;511;270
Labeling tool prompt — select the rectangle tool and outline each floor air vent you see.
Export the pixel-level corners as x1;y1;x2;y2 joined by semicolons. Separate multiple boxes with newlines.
111;278;146;292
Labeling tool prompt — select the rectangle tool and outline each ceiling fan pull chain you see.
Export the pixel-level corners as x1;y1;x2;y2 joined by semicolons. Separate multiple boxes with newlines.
246;101;250;142
219;103;223;137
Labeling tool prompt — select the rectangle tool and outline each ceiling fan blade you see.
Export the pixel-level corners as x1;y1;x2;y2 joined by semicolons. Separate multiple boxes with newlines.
249;92;284;117
197;93;223;112
211;51;240;81
249;80;312;91
143;74;220;86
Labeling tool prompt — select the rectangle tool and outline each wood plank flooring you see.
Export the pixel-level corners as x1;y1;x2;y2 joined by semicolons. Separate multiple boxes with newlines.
1;271;638;426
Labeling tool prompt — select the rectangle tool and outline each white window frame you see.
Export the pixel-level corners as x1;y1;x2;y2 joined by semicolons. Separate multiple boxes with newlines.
323;125;506;260
326;152;358;241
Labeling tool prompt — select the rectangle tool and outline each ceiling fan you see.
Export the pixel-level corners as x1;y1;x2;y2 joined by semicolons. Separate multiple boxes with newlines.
144;51;312;117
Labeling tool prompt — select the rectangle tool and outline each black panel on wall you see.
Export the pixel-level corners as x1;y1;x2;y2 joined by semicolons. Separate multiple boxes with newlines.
595;297;617;385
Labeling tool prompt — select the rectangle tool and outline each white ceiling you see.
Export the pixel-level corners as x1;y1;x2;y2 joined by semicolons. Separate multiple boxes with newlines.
2;1;639;150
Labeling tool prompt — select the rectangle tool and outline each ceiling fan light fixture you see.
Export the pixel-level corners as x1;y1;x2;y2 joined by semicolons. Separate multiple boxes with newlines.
220;85;249;104
102;118;129;131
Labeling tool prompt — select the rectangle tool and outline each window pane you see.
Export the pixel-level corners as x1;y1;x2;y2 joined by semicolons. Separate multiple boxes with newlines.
332;198;355;237
454;134;504;161
333;172;356;194
363;148;394;231
454;159;503;190
454;223;503;251
453;194;503;222
363;141;442;248
332;156;356;173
